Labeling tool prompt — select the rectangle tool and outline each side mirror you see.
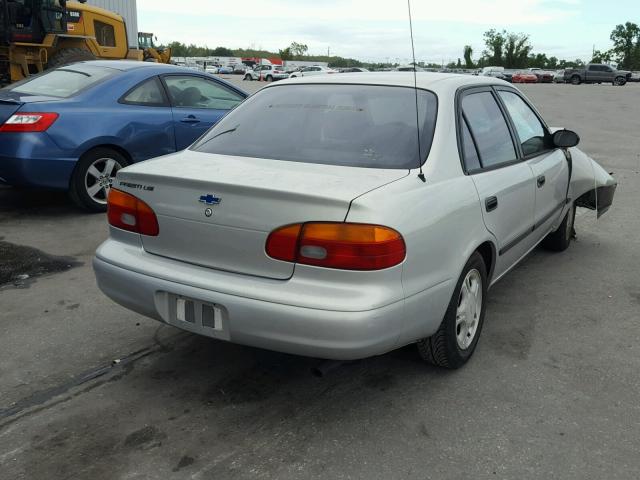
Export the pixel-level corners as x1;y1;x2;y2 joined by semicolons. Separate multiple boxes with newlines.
553;129;580;148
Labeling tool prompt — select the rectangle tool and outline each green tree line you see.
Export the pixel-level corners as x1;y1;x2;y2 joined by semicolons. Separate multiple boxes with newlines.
164;22;640;71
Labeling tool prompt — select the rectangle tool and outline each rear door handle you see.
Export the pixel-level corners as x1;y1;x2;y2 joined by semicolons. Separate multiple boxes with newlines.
537;175;546;188
485;196;498;212
181;115;201;124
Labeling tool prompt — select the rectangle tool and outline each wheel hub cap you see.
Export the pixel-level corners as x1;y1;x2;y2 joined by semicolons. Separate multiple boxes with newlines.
456;269;483;350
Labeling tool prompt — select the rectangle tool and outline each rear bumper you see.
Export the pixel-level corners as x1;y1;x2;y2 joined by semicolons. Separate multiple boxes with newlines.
0;133;76;189
94;257;405;360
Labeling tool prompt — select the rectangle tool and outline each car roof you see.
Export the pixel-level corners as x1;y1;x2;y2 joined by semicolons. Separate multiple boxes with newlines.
69;60;191;73
270;72;512;95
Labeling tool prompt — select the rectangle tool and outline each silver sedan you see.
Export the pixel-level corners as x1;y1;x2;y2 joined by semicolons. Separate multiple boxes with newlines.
93;73;616;368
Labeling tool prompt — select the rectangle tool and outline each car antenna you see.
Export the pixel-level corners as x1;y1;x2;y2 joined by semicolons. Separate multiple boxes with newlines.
407;0;426;182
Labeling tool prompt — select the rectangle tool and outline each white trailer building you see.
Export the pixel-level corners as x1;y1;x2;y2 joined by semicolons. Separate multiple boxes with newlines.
86;0;139;48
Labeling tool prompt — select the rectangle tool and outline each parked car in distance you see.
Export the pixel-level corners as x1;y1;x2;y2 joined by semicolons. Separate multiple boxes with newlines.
481;67;506;80
564;64;631;85
0;61;247;211
396;65;425;72
553;70;566;83
528;69;553;83
232;65;248;75
501;69;516;83
217;66;233;75
94;73;616;369
512;71;538;83
289;66;337;78
204;65;219;74
244;64;288;82
339;67;370;73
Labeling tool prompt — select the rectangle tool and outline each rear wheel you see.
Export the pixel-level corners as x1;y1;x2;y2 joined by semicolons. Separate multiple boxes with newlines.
69;148;129;212
47;48;96;69
541;203;575;252
265;75;273;82
417;252;488;369
570;75;581;85
244;74;252;81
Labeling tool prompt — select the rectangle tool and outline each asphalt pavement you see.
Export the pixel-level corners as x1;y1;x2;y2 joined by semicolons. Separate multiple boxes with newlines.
1;79;639;480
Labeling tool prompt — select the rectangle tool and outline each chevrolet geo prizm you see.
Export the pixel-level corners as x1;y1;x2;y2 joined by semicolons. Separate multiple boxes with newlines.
93;73;616;368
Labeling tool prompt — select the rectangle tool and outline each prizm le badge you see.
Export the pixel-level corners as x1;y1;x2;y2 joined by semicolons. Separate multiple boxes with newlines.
199;194;221;205
119;181;155;191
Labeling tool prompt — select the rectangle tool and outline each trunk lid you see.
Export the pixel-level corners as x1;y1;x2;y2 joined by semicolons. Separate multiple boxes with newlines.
117;151;407;279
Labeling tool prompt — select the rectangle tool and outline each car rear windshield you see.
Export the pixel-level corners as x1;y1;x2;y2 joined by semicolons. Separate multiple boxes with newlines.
7;65;116;98
192;84;438;169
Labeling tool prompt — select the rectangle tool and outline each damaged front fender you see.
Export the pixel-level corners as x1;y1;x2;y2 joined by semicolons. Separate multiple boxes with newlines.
569;148;617;218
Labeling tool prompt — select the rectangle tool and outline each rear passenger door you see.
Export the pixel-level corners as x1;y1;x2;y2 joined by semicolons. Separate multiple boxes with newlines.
162;75;245;150
459;87;536;278
496;88;569;244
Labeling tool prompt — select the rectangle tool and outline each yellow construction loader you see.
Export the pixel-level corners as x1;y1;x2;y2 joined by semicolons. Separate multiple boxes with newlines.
0;0;171;85
138;31;171;64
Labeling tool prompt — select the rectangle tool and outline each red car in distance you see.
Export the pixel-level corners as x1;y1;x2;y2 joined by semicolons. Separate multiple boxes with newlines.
512;71;538;83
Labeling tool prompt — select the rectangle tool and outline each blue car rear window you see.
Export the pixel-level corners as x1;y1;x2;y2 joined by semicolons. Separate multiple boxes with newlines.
6;65;116;98
192;84;438;169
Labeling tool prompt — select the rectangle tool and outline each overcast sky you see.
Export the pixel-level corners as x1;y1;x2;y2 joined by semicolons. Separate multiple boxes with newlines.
137;0;637;63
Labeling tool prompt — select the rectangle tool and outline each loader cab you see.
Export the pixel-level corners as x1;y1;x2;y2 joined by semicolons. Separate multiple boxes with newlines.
1;0;68;45
138;32;156;49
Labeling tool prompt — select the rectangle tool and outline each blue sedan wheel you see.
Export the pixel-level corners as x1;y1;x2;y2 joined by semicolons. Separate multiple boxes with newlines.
69;147;129;212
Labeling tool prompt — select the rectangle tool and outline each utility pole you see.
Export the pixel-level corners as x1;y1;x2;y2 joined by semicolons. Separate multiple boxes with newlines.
327;46;330;57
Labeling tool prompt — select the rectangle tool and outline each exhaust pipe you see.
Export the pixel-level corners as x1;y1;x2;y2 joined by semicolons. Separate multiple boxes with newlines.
311;360;357;377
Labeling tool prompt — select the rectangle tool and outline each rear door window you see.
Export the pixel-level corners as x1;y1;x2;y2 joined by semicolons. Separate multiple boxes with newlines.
6;65;116;98
121;77;167;106
461;91;517;168
193;84;438;169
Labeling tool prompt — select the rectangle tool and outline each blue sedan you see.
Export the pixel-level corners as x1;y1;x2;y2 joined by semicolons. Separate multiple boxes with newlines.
0;61;247;211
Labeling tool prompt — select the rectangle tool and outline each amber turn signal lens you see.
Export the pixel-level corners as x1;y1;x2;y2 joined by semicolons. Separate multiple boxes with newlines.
266;222;405;271
107;188;159;236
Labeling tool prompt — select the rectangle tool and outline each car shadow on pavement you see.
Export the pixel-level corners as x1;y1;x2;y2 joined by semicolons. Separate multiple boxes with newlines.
0;186;84;219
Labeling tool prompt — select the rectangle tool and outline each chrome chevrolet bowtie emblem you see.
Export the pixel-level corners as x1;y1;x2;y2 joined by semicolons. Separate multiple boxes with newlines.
199;194;221;205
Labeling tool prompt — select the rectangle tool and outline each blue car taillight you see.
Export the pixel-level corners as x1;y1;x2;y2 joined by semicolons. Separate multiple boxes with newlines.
0;113;59;132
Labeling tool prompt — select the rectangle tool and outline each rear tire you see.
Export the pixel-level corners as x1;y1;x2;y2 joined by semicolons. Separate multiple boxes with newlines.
69;147;129;213
417;252;488;369
541;203;575;252
244;74;252;81
570;75;581;85
47;48;96;69
266;75;273;82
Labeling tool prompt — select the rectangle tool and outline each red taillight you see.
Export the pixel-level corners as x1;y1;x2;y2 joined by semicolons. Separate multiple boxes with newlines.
107;188;159;236
0;113;59;132
266;222;406;271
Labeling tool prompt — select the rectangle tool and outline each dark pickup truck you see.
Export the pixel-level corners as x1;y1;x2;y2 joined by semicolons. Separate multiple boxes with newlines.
564;64;631;86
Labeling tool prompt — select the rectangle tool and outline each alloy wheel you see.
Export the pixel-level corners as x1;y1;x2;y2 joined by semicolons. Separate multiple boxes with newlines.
456;269;483;350
84;157;123;205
